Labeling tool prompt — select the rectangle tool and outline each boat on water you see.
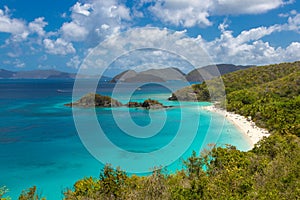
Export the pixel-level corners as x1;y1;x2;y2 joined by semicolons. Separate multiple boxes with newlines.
57;89;70;93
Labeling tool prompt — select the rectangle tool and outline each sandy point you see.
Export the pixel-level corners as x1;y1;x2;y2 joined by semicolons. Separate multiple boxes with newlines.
202;105;270;149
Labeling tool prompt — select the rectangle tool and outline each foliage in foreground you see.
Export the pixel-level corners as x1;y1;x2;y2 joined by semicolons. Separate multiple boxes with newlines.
4;135;300;200
63;134;300;200
0;186;10;200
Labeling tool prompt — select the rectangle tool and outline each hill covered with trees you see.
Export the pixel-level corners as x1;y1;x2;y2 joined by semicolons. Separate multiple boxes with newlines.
170;61;300;136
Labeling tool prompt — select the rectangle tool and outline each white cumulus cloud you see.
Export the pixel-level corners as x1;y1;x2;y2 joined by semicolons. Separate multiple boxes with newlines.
203;21;300;65
43;38;76;55
61;21;89;42
148;0;212;27
0;7;28;41
60;0;131;43
0;7;27;35
72;2;93;16
29;17;48;37
287;13;300;32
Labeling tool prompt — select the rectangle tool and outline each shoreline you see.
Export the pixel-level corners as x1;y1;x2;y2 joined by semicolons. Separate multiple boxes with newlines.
202;105;270;149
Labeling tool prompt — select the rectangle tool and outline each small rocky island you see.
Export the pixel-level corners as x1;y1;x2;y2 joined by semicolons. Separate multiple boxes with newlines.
65;93;172;109
168;86;198;101
126;99;172;109
65;93;123;107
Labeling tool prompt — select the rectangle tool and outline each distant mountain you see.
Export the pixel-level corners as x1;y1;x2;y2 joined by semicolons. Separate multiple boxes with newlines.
111;67;186;83
0;69;111;81
15;70;76;79
0;69;14;78
140;67;186;81
0;64;252;81
186;64;254;82
110;70;137;83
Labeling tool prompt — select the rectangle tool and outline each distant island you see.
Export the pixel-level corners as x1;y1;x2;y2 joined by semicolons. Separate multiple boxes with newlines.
1;64;253;82
65;93;172;109
0;69;111;81
110;67;186;82
111;64;253;83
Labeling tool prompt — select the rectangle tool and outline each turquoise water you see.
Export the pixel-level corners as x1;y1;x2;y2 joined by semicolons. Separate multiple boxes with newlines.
0;80;251;199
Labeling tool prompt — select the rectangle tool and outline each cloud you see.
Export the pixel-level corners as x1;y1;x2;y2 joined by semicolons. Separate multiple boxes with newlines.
148;0;212;27
278;9;297;18
0;7;28;40
0;1;299;70
72;2;93;16
15;60;25;68
1;1;132;58
43;38;76;55
60;0;131;44
0;7;26;34
28;17;48;37
287;13;300;32
0;6;50;50
202;20;300;65
145;0;293;27
61;21;89;42
79;28;212;75
4;58;26;68
67;55;81;69
80;21;300;75
212;0;288;15
285;42;300;59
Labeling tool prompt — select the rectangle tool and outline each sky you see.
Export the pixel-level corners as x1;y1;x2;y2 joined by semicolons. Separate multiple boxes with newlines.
0;0;299;75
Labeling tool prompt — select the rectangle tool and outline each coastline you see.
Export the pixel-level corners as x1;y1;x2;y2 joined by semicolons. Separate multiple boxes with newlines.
202;105;270;149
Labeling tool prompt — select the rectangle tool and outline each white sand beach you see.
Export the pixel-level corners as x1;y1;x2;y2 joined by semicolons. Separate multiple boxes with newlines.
203;105;270;148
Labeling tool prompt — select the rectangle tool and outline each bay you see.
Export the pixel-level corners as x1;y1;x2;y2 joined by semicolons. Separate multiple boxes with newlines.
0;79;251;199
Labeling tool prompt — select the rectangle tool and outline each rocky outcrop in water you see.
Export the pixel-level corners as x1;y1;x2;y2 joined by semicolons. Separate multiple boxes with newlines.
65;94;172;109
126;99;172;109
65;93;123;107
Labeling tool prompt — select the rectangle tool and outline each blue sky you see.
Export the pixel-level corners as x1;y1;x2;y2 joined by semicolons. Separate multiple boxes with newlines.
0;0;299;74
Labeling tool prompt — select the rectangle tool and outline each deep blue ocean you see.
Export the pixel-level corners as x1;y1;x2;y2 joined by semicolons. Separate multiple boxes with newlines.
0;79;251;199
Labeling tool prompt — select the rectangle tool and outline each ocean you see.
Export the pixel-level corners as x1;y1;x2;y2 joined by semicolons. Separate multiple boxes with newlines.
0;79;251;199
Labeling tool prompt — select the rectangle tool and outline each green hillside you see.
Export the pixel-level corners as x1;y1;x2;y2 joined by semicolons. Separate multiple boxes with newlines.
170;61;300;136
226;71;299;136
170;61;300;101
221;61;300;94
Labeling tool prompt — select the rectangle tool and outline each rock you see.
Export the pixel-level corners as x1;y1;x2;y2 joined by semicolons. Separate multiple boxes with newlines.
65;93;123;107
126;101;141;108
66;94;172;110
141;99;163;109
168;87;198;101
126;99;173;109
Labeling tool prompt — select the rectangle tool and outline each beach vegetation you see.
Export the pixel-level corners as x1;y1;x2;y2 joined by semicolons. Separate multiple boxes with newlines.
0;186;10;200
62;134;300;199
18;186;45;200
